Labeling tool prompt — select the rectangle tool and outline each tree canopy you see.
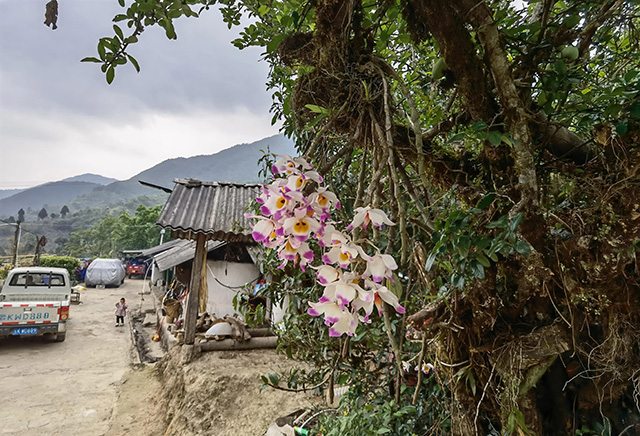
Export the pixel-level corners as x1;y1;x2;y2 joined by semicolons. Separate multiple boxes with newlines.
86;0;640;434
62;205;163;258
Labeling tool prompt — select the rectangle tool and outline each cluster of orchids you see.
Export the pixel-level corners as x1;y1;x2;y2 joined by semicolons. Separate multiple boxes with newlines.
247;155;405;337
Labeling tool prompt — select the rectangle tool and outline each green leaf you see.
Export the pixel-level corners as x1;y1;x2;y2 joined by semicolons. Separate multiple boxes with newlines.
106;65;115;84
475;252;491;268
266;33;285;53
127;54;140;73
97;41;106;60
468;372;477;395
553;60;567;74
624;70;638;83
563;14;581;28
616;119;628;136
509;212;524;232
81;57;102;63
514;409;529;431
305;104;328;114
474;236;491;251
604;103;622;118
475;193;495;210
487;131;502;146
472;121;488;131
113;25;124;41
425;252;437;271
514;241;531;255
448;132;465;142
501;134;513;146
451;273;465;289
377;429;391;434
470;260;485;279
487;215;508;229
267;372;279;386
538;90;547;106
457;235;470;258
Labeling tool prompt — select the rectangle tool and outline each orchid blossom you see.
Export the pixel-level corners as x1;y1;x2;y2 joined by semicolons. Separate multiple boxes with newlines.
346;206;396;231
249;154;405;337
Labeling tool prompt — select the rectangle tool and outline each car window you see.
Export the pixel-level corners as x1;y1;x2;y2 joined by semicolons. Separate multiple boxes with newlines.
10;272;66;287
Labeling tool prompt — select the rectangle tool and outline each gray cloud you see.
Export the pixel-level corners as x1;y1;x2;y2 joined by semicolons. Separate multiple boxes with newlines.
0;0;279;188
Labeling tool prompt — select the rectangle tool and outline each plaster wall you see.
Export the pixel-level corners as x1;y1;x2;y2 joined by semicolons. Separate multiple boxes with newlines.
205;260;259;318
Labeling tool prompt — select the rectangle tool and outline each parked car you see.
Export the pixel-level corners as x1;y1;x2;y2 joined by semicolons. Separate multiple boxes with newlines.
85;259;126;288
126;257;149;279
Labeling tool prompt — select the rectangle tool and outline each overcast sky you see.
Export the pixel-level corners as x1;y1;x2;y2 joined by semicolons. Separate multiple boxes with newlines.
0;0;280;189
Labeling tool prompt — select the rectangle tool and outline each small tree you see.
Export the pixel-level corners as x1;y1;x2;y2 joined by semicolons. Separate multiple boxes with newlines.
38;208;48;220
17;209;25;222
60;205;69;218
7;216;15;223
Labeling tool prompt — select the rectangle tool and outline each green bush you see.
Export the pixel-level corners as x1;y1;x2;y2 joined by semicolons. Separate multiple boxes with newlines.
39;256;81;282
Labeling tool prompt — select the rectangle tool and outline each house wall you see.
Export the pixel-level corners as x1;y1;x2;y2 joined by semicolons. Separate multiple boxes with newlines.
205;260;259;318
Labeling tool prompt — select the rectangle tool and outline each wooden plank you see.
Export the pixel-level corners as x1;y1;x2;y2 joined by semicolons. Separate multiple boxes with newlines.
184;232;206;345
197;336;277;352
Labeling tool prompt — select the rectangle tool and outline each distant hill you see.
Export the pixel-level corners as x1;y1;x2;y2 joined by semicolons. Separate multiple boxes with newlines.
61;174;118;185
0;134;294;218
0;134;296;254
68;134;296;210
0;181;102;217
0;188;25;202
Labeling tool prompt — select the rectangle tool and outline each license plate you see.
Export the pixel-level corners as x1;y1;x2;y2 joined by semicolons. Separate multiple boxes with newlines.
13;327;38;335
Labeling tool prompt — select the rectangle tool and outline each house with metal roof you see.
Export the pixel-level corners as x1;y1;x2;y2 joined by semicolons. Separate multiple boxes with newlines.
156;179;265;345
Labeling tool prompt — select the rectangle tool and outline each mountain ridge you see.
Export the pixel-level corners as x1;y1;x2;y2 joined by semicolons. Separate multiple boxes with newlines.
0;134;295;218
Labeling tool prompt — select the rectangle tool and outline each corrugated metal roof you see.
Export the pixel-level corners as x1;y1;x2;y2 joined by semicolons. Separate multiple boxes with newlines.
157;179;261;243
154;240;226;272
140;239;182;257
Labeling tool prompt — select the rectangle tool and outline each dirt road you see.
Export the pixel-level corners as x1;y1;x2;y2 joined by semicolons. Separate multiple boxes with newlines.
0;279;156;436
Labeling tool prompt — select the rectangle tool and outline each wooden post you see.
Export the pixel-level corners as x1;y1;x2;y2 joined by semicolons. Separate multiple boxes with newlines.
184;232;206;345
11;220;21;266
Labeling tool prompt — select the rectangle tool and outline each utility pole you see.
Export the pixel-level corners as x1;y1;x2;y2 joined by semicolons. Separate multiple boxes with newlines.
12;220;21;266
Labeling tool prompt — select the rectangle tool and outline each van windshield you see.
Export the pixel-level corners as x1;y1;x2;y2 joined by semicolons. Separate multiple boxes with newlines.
9;272;66;287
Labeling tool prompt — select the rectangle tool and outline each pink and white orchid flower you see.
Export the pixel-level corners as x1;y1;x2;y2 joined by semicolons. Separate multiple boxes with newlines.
248;216;276;243
365;280;406;315
346;206;395;231
282;208;321;241
249;154;406;338
313;265;340;285
322;243;359;269
272;155;313;175
362;253;398;283
277;238;314;271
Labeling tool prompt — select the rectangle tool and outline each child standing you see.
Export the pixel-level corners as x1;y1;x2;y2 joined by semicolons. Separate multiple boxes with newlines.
115;298;128;327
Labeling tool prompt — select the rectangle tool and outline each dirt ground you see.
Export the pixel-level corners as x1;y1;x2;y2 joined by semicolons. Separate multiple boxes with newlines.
109;341;320;436
109;283;320;436
0;279;142;436
0;277;318;436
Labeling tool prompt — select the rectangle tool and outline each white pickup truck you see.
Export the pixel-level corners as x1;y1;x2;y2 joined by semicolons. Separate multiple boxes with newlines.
0;267;71;342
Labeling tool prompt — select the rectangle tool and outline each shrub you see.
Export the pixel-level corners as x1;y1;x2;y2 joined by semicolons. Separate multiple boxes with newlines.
39;256;81;282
